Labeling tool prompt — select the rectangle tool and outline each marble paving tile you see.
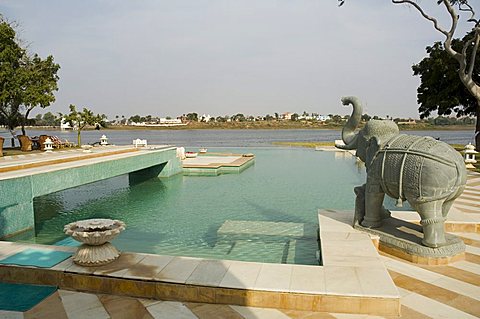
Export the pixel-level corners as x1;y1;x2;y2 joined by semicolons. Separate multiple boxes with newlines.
230;305;291;319
399;288;478;319
320;232;370;241
146;301;197;319
322;255;383;268
381;257;441;284
431;277;480;301
466;244;480;256
138;298;162;307
186;259;231;287
321;240;379;258
51;257;75;271
0;310;23;319
123;254;174;280
0;243;26;260
58;290;110;319
93;252;146;277
289;264;326;294
254;263;293;292
24;292;68;319
186;303;243;319
355;266;399;298
386;256;480;301
155;256;201;283
324;266;363;296
99;294;153;319
451;260;480;275
219;260;262;289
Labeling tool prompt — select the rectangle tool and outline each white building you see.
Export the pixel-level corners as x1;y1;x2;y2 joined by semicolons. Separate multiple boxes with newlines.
159;118;182;124
60;119;73;130
317;115;331;122
199;114;213;122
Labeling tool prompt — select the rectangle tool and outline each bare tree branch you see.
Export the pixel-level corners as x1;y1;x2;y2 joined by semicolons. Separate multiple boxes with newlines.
392;0;449;37
441;0;462;60
459;1;478;25
468;31;480;77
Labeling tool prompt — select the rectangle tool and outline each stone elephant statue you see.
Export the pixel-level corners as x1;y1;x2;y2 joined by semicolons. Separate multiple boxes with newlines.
336;96;466;248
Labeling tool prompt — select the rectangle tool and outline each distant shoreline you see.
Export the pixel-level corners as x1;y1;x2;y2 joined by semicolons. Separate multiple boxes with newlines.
103;123;475;131
22;123;475;132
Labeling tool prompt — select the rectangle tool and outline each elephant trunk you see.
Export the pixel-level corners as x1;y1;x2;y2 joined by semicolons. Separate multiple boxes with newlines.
340;96;362;149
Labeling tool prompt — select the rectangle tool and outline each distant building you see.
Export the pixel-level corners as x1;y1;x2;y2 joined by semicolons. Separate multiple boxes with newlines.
199;114;213;122
159;118;182;124
281;112;293;120
317;115;331;122
397;119;417;125
60;119;73;130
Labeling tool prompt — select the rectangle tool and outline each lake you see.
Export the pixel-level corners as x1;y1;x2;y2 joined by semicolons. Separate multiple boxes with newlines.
5;128;476;147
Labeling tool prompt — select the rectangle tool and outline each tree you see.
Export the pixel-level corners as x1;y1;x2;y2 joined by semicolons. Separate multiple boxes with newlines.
291;113;299;121
232;113;246;122
340;0;480;148
361;113;371;122
413;33;479;119
0;18;60;139
129;115;141;123
42;111;58;126
186;113;198;121
62;104;105;146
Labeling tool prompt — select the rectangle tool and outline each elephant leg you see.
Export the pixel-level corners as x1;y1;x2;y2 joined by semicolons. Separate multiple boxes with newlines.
361;190;385;228
415;201;447;248
442;199;455;218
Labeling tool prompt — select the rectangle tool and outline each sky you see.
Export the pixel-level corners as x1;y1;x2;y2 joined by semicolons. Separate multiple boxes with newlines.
0;0;473;119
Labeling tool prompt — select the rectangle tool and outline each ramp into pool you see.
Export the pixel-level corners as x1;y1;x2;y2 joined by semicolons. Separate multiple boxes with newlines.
182;153;254;176
0;145;182;239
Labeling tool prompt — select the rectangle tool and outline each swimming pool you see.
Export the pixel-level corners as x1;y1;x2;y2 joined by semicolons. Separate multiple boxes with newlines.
11;147;404;265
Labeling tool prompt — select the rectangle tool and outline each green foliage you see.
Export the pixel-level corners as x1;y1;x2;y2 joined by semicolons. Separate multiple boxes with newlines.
129;115;142;123
62;104;106;145
34;111;59;126
186;113;198;121
361;114;371;122
232;113;246;122
0;18;60;136
413;32;479;118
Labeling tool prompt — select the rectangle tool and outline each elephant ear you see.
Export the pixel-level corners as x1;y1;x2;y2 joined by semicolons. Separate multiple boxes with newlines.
365;136;382;166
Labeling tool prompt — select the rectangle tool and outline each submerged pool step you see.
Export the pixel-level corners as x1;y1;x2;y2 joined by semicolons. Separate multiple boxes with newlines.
217;220;318;241
212;238;319;265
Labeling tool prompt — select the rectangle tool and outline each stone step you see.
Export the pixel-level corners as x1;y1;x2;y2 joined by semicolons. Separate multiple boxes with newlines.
217;220;318;241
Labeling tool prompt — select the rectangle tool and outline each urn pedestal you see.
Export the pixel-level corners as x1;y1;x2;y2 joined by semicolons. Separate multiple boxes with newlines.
64;219;126;266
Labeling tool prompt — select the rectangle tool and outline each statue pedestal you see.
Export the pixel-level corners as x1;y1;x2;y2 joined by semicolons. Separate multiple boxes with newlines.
354;217;465;265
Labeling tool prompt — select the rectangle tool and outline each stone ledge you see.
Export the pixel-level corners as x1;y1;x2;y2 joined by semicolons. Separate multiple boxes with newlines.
0;240;400;316
318;210;400;316
0;264;400;316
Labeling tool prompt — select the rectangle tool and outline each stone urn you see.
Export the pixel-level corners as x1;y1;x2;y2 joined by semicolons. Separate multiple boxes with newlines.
64;218;126;266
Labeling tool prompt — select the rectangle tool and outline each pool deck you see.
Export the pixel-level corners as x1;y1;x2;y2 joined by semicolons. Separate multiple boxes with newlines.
0;145;178;177
0;157;479;317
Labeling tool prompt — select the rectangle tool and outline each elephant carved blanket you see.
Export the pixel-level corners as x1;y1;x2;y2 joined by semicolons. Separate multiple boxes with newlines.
370;134;465;204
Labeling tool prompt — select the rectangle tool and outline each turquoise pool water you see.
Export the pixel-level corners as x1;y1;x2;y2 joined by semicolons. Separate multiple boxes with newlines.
12;148;402;265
